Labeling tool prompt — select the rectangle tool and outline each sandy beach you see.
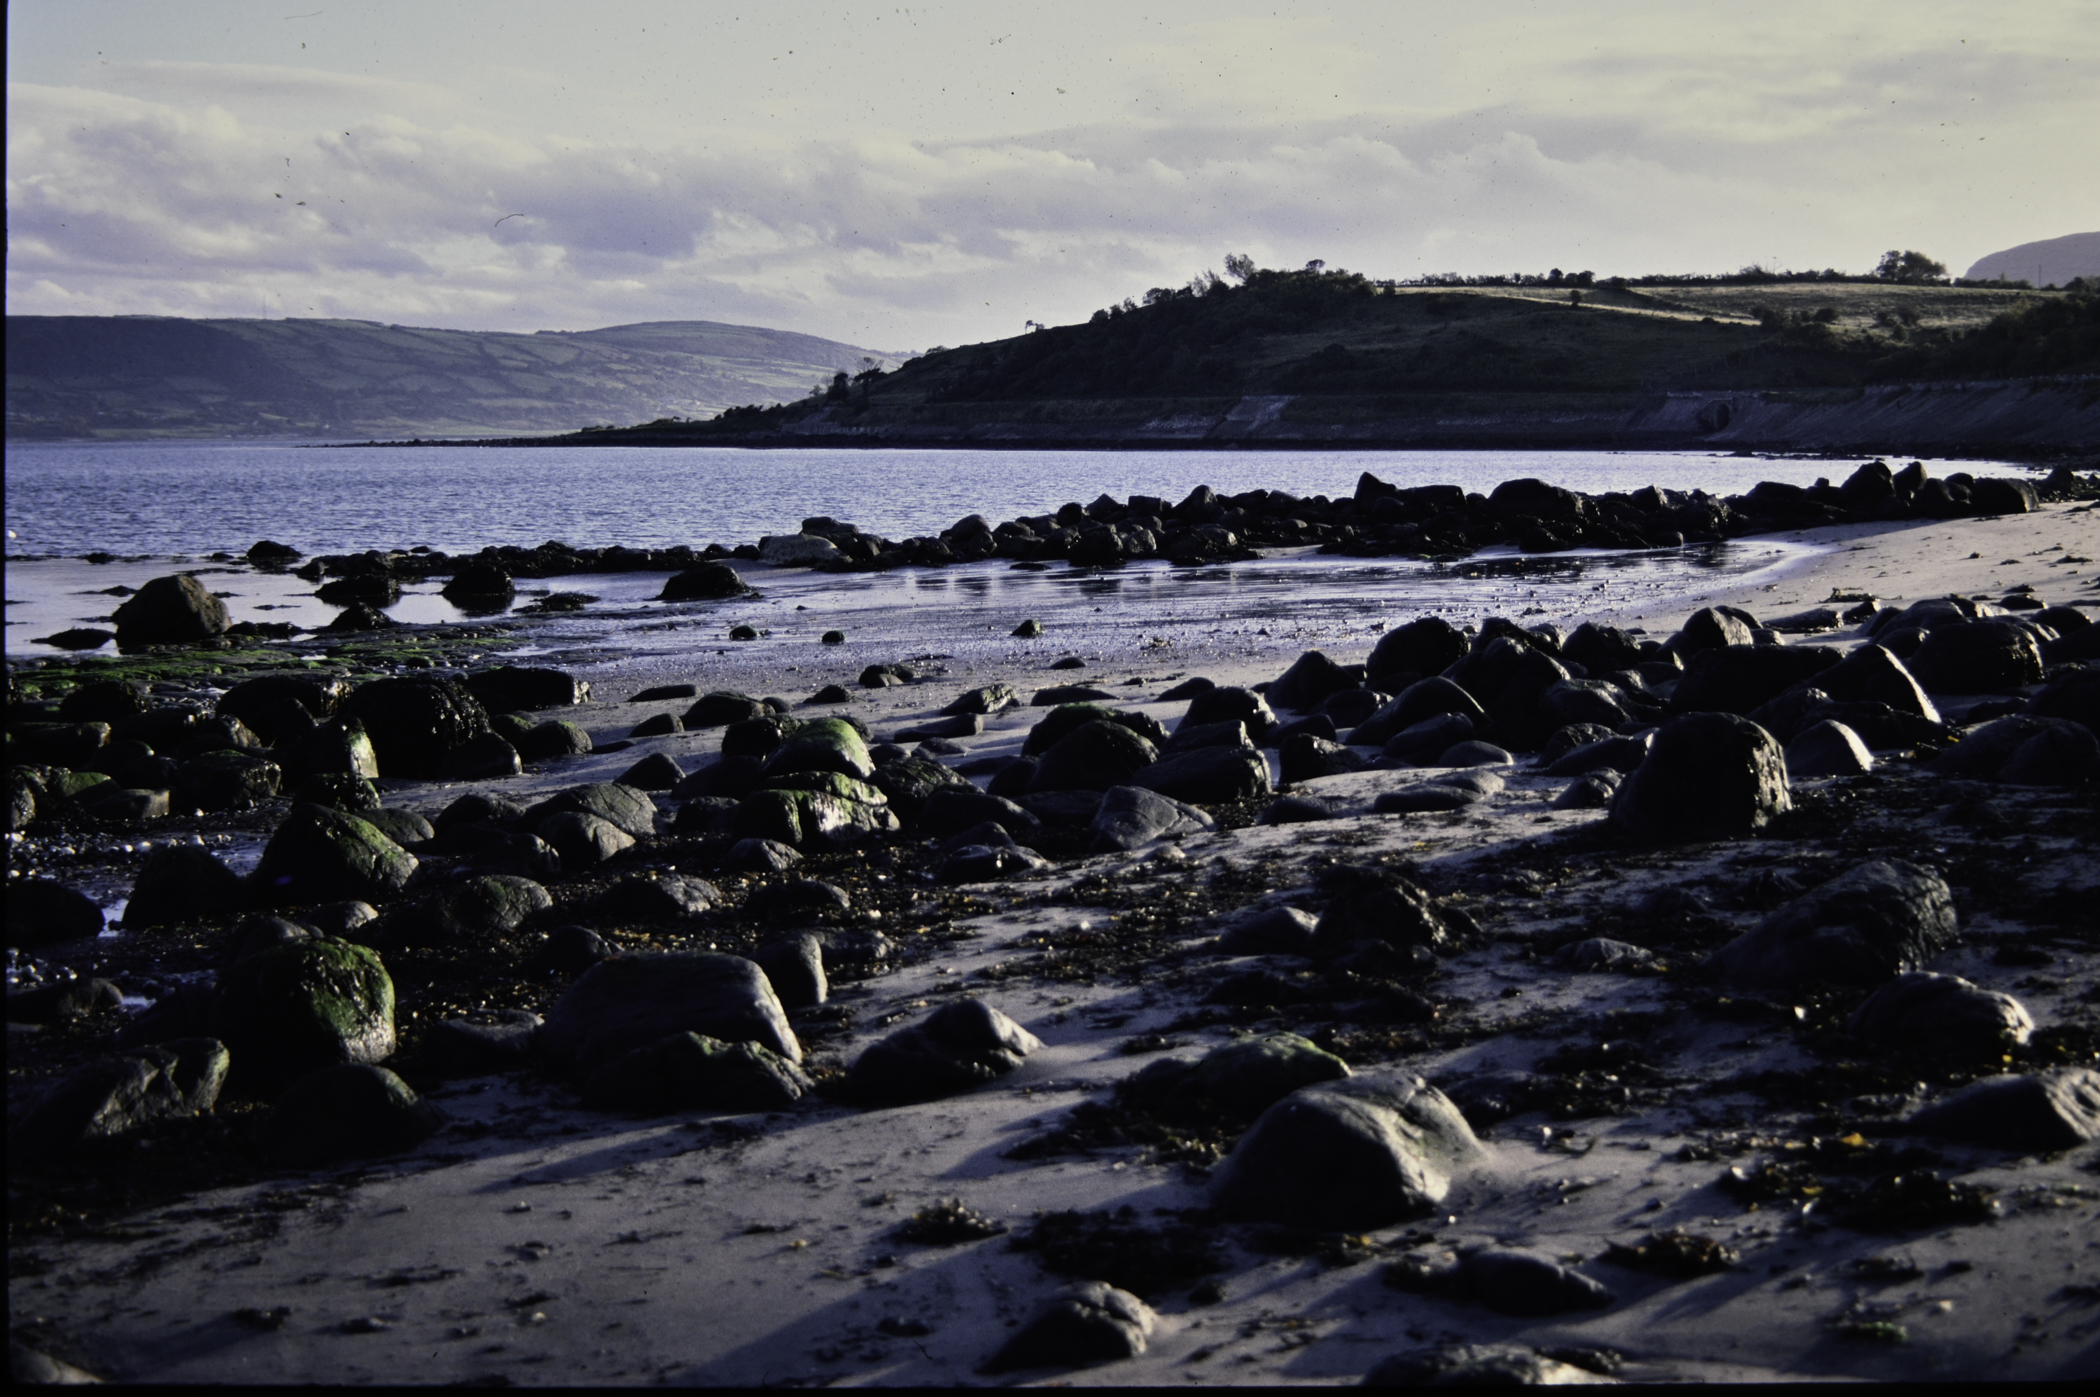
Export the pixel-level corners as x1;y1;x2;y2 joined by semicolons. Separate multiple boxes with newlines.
8;497;2099;1387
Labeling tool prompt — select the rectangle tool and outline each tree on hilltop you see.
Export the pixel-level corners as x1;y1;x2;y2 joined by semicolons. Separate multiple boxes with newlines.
1874;249;1949;284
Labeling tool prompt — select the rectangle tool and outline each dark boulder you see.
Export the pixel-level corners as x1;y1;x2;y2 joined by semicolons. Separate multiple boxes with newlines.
2025;669;2100;737
212;938;396;1093
917;786;1042;841
981;1283;1155;1375
1804;643;1939;721
434;732;522;781
684;691;769;728
1029;720;1159;793
251;805;419;906
124;844;247;927
867;754;973;820
1784;719;1874;778
5;879;106;948
751;934;828;1010
1936;715;2100;786
658;562;753;601
616;752;685;789
514;719;594;761
1182;686;1277;741
582;1032;811;1115
265;1064;443;1164
172;750;282;813
343;676;492;779
1442;638;1570;751
1906;619;2046;693
11;1039;229;1164
1669;644;1842;715
845;997;1041;1105
1309;866;1465;960
278;715;382;783
592;873;720;923
1607;712;1790;843
1544;733;1650;777
1349;678;1487;747
1209;1074;1486;1230
1132;745;1271;803
1266;650;1352;711
58;678;150;724
111;574;230;647
1361;1344;1602;1386
1088;785;1214;853
1904;1068;2100;1153
1671;606;1755;654
1847;972;2032;1060
537;811;635;868
1710;859;1958;991
1280;733;1367;783
537;951;800;1072
441;559;514;603
464;665;585;712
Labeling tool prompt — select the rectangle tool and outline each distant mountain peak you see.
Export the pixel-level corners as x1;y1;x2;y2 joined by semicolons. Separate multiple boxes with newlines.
1964;232;2100;287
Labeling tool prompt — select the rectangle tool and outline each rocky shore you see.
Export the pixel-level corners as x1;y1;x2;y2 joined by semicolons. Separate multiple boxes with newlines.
7;485;2099;1386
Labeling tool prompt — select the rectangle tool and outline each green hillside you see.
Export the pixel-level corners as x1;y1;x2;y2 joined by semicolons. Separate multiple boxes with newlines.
4;316;904;440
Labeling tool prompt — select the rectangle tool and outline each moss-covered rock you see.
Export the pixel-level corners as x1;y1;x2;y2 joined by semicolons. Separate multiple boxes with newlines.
251;805;418;906
212;938;397;1093
1186;1033;1351;1119
762;715;875;782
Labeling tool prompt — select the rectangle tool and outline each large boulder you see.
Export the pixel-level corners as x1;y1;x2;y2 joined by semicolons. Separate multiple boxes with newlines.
1784;720;1874;778
111;574;230;647
1443;638;1569;751
1847;972;2032;1060
1024;703;1167;756
1607;712;1790;843
1904;1068;2100;1153
5;879;105;948
1131;745;1271;804
1182;686;1278;742
1671;606;1755;654
11;1039;229;1164
465;666;586;712
429;875;553;938
1669;644;1842;716
277;716;382;783
1348;678;1486;747
868;754;974;821
1709;859;1959;991
252;805;418;906
172;750;282;813
845;997;1041;1105
1266;650;1352;712
2025;669;2100;737
527;781;659;837
658;562;753;601
1088;785;1215;853
917;786;1041;841
265;1063;443;1164
1906;618;2046;694
537;952;800;1072
212;939;396;1093
582;1032;812;1114
758;534;841;567
1935;715;2100;787
1366;617;1470;688
1210;1075;1487;1230
982;1283;1155;1375
761;716;875;782
343;677;492;779
124;844;248;927
1309;866;1466;960
1806;644;1939;722
1028;720;1159;793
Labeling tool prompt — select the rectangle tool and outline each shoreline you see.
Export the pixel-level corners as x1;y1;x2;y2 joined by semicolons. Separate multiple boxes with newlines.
6;500;2098;1386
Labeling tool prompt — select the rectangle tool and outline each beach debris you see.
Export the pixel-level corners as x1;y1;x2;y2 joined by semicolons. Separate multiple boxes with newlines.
1710;859;1958;992
1601;1230;1738;1276
111;573;231;647
1009;1206;1225;1297
536;951;801;1072
844;997;1040;1106
582;1031;811;1114
265;1063;443;1165
981;1280;1156;1374
1210;1074;1486;1229
1904;1068;2100;1153
1360;1341;1611;1385
11;1038;229;1164
895;1197;1006;1244
1607;711;1790;843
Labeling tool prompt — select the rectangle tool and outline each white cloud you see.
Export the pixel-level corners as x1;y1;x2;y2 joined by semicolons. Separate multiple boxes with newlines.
7;3;2097;346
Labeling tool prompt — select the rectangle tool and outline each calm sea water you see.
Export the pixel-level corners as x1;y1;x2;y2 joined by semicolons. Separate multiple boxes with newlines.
2;440;2018;560
6;440;2017;669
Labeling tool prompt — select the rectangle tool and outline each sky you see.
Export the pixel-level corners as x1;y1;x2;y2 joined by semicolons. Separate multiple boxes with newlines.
8;1;2098;352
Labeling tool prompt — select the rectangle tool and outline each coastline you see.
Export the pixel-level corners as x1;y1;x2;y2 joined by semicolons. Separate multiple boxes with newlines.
7;501;2098;1386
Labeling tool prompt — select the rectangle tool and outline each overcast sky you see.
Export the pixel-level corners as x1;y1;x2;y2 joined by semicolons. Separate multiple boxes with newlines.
8;1;2096;351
